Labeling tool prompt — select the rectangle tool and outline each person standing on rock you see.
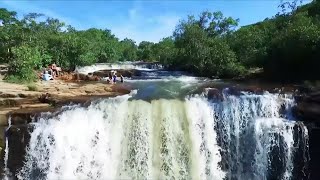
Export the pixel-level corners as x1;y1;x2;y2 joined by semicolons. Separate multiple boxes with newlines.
112;71;117;84
120;74;124;83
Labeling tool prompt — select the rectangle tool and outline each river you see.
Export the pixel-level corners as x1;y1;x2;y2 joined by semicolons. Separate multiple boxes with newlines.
3;63;310;180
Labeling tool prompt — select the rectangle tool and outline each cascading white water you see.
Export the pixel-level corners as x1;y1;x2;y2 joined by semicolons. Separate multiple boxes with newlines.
211;91;308;180
14;91;308;180
75;62;163;75
3;117;12;180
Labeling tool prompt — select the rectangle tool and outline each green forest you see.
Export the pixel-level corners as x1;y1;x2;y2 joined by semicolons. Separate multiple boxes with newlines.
0;0;319;82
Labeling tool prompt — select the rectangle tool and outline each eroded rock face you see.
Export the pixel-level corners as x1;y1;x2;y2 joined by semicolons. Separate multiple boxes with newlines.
294;91;320;125
205;88;223;101
292;90;320;179
6;124;32;178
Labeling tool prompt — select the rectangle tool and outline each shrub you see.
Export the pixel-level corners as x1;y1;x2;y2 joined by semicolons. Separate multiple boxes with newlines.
27;83;38;91
8;44;42;82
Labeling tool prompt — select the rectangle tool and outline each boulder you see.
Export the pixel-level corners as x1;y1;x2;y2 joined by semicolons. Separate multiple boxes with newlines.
206;88;223;101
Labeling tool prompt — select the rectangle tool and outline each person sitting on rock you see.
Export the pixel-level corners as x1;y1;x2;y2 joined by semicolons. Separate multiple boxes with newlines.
48;63;61;78
42;70;53;81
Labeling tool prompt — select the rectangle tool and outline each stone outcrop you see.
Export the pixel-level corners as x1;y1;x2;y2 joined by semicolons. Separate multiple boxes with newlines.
0;79;132;130
92;69;140;78
292;90;320;179
294;91;320;125
58;72;101;81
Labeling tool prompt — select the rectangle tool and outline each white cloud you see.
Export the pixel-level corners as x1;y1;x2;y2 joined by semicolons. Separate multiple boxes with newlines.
1;0;84;29
1;0;181;43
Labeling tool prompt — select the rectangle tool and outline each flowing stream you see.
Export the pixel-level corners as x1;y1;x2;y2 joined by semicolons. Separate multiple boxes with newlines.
3;68;310;180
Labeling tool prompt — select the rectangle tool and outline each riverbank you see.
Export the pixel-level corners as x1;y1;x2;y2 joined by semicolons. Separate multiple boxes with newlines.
0;78;131;152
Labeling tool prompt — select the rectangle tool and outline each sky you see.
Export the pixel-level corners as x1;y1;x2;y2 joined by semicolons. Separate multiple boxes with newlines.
0;0;312;43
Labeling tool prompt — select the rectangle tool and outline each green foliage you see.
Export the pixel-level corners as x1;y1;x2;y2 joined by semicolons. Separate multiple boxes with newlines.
1;1;319;81
154;37;176;64
168;11;244;78
8;44;41;82
137;41;156;61
120;38;137;61
5;75;26;84
264;10;320;80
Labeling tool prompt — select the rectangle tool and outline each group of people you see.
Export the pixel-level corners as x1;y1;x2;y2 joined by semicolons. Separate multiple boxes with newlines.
42;64;62;81
106;70;124;84
41;64;125;84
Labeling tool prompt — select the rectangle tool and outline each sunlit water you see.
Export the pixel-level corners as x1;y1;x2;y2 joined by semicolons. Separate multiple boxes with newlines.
3;67;309;180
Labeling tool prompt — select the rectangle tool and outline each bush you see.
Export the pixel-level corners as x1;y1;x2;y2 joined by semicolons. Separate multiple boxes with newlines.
5;75;25;84
27;83;38;91
5;74;37;84
8;45;41;82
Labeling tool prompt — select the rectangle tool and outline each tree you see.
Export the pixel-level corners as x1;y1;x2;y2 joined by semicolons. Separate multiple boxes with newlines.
171;11;244;77
120;38;137;61
153;37;176;64
137;41;155;61
264;11;320;80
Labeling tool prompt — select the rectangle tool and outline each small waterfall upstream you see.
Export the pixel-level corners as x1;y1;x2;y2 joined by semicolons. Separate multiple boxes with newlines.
6;91;308;180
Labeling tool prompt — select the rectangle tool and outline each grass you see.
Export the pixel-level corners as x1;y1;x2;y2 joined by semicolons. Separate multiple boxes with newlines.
5;74;37;84
5;75;26;84
27;83;38;91
4;75;39;91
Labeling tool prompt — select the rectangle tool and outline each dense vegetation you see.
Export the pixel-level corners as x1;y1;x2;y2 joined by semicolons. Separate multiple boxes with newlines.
0;0;319;82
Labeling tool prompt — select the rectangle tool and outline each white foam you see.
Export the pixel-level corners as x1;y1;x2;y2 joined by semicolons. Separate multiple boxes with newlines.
16;92;308;180
3;117;12;180
75;62;163;75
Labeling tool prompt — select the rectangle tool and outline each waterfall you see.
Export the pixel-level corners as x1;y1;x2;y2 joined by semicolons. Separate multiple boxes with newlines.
75;62;163;75
3;117;12;180
14;91;308;180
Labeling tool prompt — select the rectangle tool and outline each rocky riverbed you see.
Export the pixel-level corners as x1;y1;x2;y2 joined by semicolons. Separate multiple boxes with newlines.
0;78;132;153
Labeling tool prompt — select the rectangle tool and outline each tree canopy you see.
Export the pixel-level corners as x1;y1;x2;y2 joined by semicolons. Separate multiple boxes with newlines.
1;0;319;82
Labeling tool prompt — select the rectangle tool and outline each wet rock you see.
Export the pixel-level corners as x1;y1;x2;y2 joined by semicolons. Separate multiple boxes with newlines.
38;93;51;103
206;88;223;101
9;107;55;125
6;124;32;177
224;87;243;96
309;127;320;180
92;69;139;78
293;91;320;125
240;86;265;94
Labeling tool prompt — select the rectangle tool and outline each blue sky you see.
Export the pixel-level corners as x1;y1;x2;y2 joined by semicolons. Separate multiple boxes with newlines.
0;0;312;43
